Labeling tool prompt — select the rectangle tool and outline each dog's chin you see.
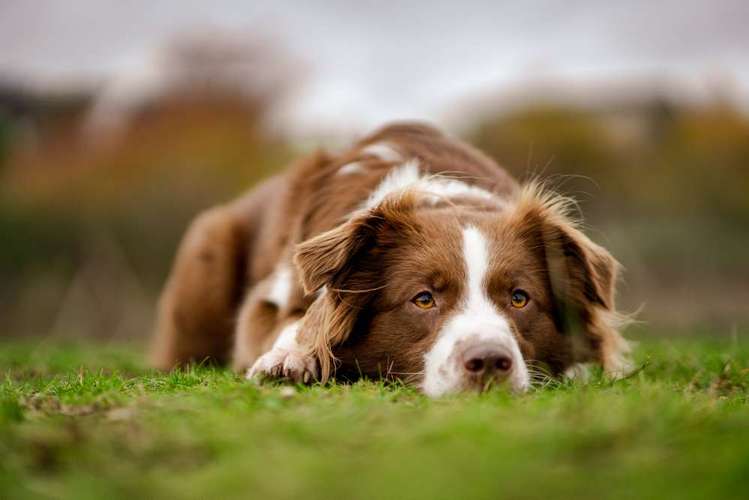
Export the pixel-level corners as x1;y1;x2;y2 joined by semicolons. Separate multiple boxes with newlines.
420;370;530;398
463;373;531;396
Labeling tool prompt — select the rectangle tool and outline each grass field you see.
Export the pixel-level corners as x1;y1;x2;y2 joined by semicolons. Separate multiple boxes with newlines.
2;336;749;500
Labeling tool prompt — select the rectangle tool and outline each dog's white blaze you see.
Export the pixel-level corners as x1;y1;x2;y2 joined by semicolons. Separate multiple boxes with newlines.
422;226;529;397
336;161;365;176
267;264;292;308
361;142;401;162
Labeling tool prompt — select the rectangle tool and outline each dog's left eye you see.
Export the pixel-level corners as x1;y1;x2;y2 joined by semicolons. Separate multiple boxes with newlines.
412;291;436;310
511;289;529;308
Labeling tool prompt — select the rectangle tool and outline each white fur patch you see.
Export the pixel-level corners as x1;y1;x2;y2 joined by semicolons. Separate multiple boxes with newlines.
564;363;591;382
422;226;529;397
418;178;499;206
272;320;301;351
365;160;422;208
361;142;401;162
247;319;319;382
364;161;499;210
337;142;401;177
267;264;292;309
336;161;366;176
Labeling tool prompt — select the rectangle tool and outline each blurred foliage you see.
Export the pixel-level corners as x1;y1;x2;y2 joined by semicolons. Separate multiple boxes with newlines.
0;37;296;339
0;95;292;338
471;99;749;218
469;97;749;329
0;116;10;169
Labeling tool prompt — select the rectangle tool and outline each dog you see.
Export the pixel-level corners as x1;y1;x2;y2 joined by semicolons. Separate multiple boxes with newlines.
152;122;630;396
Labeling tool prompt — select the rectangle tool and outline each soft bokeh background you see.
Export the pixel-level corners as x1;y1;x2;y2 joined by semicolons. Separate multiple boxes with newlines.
1;0;748;344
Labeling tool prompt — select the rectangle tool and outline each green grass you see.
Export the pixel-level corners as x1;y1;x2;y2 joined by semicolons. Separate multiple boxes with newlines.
2;338;749;500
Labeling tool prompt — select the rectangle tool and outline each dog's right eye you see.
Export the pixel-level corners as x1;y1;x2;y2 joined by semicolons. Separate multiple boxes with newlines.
412;291;436;310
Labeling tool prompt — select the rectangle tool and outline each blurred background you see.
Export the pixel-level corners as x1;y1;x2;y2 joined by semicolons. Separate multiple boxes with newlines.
1;0;747;345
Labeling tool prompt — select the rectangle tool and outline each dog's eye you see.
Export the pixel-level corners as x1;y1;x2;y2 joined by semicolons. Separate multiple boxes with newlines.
412;291;436;310
511;289;529;309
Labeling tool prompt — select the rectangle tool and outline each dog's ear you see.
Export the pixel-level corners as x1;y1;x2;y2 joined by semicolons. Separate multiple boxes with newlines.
295;195;415;294
294;210;381;295
509;183;630;374
542;220;619;313
294;196;416;381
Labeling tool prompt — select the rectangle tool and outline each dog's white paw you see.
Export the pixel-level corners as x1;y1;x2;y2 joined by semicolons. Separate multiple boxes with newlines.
246;347;318;384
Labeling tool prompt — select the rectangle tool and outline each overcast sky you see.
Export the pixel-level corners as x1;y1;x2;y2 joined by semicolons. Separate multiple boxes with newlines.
1;0;748;135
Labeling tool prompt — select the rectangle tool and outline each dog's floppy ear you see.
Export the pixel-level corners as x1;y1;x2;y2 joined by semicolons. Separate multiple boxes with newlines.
542;220;619;313
294;196;416;381
295;210;382;295
509;183;630;375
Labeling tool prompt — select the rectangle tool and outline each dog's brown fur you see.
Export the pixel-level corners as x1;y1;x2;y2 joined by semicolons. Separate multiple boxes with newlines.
152;122;629;388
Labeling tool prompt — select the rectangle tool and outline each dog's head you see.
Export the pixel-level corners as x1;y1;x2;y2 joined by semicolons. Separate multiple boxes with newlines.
294;182;628;396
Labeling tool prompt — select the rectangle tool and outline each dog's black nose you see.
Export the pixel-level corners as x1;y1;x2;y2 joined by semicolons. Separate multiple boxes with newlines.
462;343;513;376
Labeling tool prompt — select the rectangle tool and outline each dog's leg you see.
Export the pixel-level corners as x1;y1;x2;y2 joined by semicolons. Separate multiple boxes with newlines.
244;315;318;384
151;206;245;369
245;292;325;383
231;282;283;372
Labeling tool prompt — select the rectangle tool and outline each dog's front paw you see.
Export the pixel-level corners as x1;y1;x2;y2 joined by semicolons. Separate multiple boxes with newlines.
246;348;318;384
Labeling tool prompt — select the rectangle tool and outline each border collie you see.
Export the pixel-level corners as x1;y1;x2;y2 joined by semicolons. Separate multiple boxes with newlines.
152;122;630;396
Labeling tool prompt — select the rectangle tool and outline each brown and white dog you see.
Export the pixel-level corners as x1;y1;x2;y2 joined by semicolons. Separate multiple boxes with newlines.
152;122;630;396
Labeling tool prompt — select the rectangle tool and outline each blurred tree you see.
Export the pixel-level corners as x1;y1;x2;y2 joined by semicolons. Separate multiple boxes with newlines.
469;97;749;329
0;32;299;339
